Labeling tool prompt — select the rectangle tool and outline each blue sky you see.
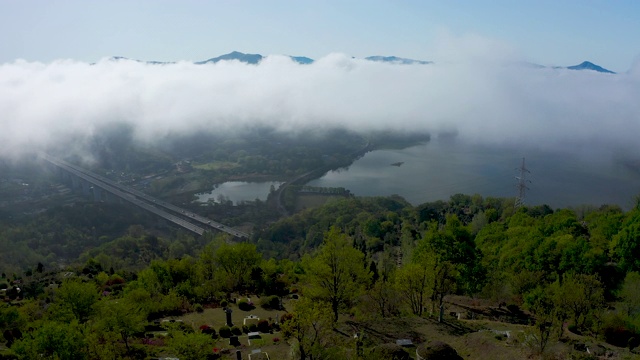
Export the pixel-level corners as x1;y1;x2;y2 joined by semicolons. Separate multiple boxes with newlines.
1;0;639;72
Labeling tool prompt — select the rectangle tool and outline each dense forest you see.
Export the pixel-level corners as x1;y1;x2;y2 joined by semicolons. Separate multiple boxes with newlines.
2;193;640;359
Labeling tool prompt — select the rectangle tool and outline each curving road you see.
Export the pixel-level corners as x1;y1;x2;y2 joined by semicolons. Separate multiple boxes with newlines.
40;153;249;238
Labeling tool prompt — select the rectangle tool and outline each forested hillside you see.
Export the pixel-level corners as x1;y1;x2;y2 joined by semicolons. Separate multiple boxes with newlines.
1;194;640;359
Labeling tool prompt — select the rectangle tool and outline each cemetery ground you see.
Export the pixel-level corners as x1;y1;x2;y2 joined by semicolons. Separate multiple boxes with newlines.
149;294;640;360
3;288;639;359
156;296;291;359
3;267;639;359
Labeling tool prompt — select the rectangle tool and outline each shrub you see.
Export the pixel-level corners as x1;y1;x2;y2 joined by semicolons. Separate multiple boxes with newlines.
107;275;125;286
231;326;242;336
568;324;580;335
218;325;231;338
220;300;228;308
176;321;194;333
506;304;520;313
248;323;258;333
194;304;204;313
260;295;281;310
369;343;410;360
280;313;293;324
128;344;148;359
416;341;462;360
238;299;254;311
242;325;249;334
599;313;636;347
257;319;270;333
142;337;166;346
200;325;216;337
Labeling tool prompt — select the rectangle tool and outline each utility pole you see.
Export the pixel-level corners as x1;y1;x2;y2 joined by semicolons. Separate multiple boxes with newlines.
515;157;530;208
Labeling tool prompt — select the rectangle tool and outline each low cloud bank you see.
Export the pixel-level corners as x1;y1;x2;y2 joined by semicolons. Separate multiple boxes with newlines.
2;48;640;160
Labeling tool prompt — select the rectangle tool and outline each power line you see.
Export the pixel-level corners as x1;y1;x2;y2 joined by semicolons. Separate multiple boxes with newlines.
515;157;531;207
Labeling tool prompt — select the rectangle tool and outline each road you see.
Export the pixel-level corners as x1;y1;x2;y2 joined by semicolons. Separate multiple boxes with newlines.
40;153;250;238
275;140;371;216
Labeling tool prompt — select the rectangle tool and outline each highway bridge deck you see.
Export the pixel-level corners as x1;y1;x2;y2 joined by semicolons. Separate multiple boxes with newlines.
40;153;249;238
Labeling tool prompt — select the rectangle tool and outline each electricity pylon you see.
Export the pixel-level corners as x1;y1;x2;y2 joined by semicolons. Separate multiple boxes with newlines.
515;157;530;208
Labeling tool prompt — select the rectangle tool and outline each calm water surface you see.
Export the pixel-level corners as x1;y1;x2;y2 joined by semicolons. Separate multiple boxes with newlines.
307;141;640;209
196;181;282;205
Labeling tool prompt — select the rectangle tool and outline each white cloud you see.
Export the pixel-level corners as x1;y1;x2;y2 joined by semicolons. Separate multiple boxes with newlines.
1;39;639;160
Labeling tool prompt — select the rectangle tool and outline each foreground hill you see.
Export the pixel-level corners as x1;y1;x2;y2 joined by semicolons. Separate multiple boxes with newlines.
2;192;640;358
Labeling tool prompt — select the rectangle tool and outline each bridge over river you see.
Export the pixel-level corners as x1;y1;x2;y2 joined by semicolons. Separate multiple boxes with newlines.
40;153;250;239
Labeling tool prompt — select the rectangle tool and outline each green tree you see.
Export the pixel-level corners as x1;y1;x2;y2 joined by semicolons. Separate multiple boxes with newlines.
121;287;158;318
168;331;212;360
419;216;484;296
611;210;640;272
149;260;173;294
54;279;99;323
367;274;400;318
305;226;370;321
523;286;560;356
214;242;262;290
395;262;431;316
0;302;22;332
12;321;88;360
195;241;222;301
0;302;23;347
132;267;162;295
95;299;145;355
281;297;334;360
619;272;640;319
433;261;458;322
553;273;605;331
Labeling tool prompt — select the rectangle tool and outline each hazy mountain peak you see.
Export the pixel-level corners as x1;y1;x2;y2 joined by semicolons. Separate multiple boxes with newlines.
566;61;615;74
290;56;314;64
195;51;314;65
365;55;432;65
107;56;174;65
195;51;263;65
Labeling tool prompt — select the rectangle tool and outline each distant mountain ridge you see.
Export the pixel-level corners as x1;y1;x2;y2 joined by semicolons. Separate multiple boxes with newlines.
365;55;432;65
195;51;263;65
565;61;615;74
193;51;314;65
109;56;175;65
108;52;615;73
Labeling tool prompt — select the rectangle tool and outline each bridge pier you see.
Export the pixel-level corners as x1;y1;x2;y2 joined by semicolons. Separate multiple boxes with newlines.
70;175;80;191
81;179;91;196
103;191;115;203
92;186;102;202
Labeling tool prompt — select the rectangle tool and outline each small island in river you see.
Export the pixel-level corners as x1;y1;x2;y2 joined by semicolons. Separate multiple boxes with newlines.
390;161;404;167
